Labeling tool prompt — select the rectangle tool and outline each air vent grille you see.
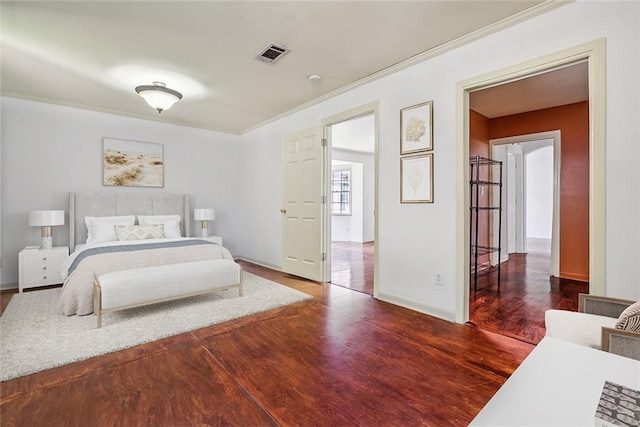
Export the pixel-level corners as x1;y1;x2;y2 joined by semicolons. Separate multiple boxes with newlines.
256;43;290;64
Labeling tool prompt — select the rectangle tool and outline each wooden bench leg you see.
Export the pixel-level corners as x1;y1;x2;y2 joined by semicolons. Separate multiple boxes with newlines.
93;279;102;329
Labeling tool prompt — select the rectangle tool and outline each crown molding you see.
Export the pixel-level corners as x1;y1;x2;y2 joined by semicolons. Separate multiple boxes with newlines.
0;91;242;135
241;0;573;135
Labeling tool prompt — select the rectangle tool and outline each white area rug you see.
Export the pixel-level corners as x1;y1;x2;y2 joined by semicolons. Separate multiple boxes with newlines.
0;272;311;381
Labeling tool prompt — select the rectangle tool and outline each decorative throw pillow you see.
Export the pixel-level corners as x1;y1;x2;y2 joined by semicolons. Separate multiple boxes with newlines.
615;301;640;332
137;215;181;238
85;215;136;244
115;224;165;241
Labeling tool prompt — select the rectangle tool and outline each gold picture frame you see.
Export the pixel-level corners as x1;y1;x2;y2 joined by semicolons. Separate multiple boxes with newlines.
400;100;433;155
401;153;433;203
103;138;164;187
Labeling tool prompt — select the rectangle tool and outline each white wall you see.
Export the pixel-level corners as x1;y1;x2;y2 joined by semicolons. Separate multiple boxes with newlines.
237;0;640;315
2;2;637;307
526;146;553;239
1;97;241;287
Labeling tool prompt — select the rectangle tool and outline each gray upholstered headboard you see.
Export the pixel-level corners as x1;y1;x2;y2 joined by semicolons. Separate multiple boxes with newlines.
69;192;190;252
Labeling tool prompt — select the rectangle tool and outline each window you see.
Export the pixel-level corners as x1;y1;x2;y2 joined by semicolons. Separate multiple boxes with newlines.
331;169;351;215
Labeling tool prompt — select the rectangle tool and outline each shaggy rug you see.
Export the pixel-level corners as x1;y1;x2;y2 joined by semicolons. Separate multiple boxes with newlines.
0;272;311;381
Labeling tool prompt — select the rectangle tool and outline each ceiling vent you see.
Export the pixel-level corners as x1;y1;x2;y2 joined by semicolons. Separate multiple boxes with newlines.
255;43;290;64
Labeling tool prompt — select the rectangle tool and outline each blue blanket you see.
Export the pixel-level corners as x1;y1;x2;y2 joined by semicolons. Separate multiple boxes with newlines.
68;239;217;276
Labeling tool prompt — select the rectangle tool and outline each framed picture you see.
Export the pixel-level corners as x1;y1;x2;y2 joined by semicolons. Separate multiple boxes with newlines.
400;100;433;154
401;153;433;203
103;138;164;187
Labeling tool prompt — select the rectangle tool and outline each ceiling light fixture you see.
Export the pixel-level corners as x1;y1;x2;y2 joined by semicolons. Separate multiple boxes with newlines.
135;81;183;113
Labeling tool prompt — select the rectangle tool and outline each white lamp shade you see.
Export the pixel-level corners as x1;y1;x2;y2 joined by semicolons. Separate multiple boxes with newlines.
194;208;215;221
138;90;180;111
28;210;65;227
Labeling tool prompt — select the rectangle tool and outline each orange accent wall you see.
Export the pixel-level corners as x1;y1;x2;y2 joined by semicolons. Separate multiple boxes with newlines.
469;110;491;264
489;101;589;282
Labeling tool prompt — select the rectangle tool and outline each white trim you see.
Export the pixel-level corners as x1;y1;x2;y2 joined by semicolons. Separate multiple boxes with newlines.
456;39;606;324
2;2;569;136
490;130;561;277
0;91;242;135
234;257;282;272
377;292;455;323
0;282;18;291
322;101;379;298
242;1;571;135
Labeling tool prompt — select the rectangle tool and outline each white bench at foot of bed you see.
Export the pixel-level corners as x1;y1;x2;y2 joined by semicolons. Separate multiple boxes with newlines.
93;259;243;328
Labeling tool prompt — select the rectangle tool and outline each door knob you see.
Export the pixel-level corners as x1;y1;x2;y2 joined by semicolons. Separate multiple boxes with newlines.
280;208;287;214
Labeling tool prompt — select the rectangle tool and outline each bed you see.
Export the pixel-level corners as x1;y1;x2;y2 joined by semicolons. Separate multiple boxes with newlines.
59;192;237;316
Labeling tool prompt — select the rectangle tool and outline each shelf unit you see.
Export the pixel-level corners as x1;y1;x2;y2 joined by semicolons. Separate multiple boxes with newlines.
470;155;503;291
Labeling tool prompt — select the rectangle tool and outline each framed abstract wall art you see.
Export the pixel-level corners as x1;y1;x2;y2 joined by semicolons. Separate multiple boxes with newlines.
400;100;433;155
401;153;433;203
103;138;164;187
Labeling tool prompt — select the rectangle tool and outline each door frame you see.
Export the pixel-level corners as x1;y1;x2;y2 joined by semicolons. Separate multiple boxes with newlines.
455;39;606;323
321;101;379;297
491;130;561;277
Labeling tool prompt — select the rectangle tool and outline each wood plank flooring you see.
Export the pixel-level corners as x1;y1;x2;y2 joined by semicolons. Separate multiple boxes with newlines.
0;261;533;426
470;239;588;344
331;241;374;295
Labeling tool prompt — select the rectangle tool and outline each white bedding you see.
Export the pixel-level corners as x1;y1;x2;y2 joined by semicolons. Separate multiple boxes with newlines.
59;238;233;316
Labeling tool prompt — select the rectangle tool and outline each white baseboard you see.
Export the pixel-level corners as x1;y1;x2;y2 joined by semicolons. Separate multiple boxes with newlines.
234;256;282;272
376;292;455;323
1;282;18;291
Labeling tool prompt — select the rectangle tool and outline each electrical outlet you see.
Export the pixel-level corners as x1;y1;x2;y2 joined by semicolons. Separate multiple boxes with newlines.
435;272;443;286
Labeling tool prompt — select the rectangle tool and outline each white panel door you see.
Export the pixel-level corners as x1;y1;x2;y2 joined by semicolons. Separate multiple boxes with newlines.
281;127;324;282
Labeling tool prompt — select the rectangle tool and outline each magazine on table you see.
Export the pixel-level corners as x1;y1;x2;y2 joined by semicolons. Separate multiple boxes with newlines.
595;381;640;427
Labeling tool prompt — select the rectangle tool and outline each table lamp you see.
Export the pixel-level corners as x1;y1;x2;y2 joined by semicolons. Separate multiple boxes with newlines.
28;210;65;249
193;208;215;237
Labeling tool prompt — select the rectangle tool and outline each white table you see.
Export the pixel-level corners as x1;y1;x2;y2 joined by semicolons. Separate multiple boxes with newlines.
471;336;640;426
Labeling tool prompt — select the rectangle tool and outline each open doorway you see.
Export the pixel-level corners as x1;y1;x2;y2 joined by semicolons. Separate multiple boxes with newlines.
491;133;561;276
465;60;593;343
327;114;375;295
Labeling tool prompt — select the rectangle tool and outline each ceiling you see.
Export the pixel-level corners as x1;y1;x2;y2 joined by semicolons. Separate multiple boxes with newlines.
470;61;589;118
1;1;553;134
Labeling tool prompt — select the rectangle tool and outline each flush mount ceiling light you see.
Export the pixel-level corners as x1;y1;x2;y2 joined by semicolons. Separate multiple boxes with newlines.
135;81;183;113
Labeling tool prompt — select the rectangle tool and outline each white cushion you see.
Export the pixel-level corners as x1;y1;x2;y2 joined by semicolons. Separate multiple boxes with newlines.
545;309;619;349
137;215;181;238
98;259;241;310
85;215;136;244
115;224;165;241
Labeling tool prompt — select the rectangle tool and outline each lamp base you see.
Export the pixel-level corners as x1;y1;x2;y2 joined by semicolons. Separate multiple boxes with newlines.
201;227;209;238
41;236;53;250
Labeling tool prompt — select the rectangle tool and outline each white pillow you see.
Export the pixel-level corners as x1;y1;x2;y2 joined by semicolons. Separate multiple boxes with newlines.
115;224;165;241
137;215;181;238
85;215;136;244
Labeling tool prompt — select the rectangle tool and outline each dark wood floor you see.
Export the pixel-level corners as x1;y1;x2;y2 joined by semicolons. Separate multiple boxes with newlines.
331;241;374;295
0;261;534;426
469;239;589;344
329;238;587;345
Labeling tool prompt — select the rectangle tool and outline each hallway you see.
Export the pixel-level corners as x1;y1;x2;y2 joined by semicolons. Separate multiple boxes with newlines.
329;239;588;344
469;238;588;344
330;241;374;295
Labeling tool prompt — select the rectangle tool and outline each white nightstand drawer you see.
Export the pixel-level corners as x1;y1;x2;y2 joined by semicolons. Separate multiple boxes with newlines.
21;248;67;265
22;269;63;286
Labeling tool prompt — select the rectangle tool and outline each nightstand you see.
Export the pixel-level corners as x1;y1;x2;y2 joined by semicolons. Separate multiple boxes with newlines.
200;236;223;246
18;246;69;292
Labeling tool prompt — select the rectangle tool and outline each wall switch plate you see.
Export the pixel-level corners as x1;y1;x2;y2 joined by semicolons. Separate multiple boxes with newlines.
435;272;443;286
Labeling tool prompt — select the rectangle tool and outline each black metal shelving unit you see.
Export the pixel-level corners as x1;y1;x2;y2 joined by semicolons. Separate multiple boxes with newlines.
470;155;503;291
